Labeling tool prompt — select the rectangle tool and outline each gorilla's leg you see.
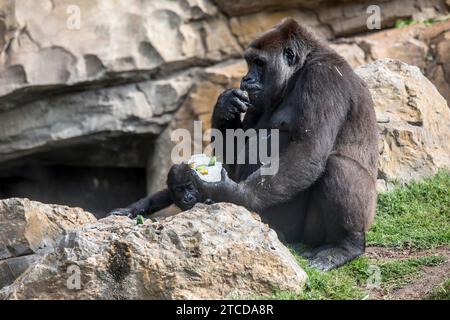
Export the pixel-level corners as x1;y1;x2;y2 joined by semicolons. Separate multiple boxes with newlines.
262;191;311;243
302;155;376;271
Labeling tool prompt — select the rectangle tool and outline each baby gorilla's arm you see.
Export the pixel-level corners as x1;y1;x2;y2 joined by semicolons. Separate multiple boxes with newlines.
108;189;173;218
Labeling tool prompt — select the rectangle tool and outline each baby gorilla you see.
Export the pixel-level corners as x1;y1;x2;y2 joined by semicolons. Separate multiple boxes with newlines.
109;164;208;218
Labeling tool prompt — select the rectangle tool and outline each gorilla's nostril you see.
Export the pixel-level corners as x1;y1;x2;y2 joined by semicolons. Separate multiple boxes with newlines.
183;194;194;204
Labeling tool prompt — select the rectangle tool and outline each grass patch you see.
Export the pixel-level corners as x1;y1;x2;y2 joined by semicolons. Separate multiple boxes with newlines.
395;15;450;28
426;279;450;300
367;170;450;249
265;253;446;300
259;171;450;300
342;255;446;290
265;252;367;300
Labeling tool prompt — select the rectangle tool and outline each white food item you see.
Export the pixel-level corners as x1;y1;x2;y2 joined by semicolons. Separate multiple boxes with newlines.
188;154;222;183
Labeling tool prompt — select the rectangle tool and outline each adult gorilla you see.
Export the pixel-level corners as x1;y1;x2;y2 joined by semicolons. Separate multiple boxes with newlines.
190;18;378;271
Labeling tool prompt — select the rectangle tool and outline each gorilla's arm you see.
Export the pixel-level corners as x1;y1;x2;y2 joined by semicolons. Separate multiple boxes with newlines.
109;189;173;218
193;64;349;212
128;189;173;214
211;89;249;180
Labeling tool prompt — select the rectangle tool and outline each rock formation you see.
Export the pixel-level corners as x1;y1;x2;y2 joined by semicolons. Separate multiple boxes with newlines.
0;201;307;300
356;59;450;190
0;198;96;288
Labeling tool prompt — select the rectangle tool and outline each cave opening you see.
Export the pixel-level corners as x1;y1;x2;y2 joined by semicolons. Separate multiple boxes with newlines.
0;164;147;219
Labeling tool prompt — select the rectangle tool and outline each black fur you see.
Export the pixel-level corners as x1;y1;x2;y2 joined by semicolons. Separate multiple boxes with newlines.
191;18;378;271
109;164;206;218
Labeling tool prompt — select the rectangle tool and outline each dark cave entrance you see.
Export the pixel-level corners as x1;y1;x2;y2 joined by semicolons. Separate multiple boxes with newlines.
0;135;156;218
0;164;147;219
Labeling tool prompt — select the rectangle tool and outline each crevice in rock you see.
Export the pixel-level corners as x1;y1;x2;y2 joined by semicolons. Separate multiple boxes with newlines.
222;14;245;51
108;241;131;283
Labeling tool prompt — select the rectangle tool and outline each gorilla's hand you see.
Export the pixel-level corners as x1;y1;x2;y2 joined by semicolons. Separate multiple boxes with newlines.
189;168;240;204
108;207;144;219
213;89;250;122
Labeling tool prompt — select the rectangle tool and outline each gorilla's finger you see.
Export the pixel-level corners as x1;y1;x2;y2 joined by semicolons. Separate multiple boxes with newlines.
108;208;127;216
230;97;248;113
233;89;250;103
229;104;240;114
220;168;229;182
108;208;136;218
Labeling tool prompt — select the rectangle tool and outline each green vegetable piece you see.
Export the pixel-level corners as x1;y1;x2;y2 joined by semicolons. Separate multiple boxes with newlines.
208;156;217;167
423;18;434;26
136;215;145;225
195;165;206;172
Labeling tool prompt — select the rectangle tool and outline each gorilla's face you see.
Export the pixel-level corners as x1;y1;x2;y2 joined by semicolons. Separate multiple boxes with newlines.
171;181;201;210
167;163;203;210
240;18;313;111
241;33;301;110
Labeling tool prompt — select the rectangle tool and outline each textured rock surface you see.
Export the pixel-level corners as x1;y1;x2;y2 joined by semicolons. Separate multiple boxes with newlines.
0;75;192;166
0;0;240;100
213;0;447;20
0;202;307;300
333;20;450;104
356;59;450;189
0;198;96;288
230;10;332;46
0;254;39;289
0;198;96;260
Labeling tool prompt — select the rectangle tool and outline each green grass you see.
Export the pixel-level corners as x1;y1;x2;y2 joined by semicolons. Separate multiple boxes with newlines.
394;16;450;28
426;279;450;300
395;18;433;28
264;171;450;300
263;254;447;300
367;170;450;249
267;254;446;300
341;255;446;290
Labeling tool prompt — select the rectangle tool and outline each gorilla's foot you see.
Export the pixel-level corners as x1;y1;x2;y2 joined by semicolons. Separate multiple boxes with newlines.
308;247;361;271
307;238;365;271
297;245;332;259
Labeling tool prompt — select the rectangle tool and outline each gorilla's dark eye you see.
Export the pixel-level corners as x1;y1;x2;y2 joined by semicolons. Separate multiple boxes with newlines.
253;58;265;67
187;183;195;191
284;48;296;66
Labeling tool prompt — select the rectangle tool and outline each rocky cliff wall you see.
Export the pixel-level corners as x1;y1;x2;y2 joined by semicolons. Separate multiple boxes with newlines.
0;0;449;216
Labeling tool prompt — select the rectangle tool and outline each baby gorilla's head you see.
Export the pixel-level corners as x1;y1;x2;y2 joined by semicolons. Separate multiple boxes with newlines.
167;163;205;210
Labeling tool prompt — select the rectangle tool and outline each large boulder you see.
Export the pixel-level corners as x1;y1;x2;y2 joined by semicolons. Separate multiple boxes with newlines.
0;202;307;300
356;59;450;190
0;198;96;288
